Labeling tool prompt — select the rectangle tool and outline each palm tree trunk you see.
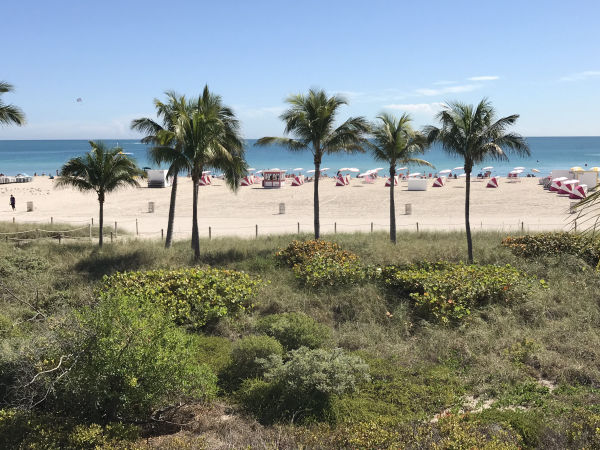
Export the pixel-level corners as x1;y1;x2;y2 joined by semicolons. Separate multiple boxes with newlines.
98;196;104;248
313;160;321;239
389;165;396;244
165;172;178;248
465;170;473;263
192;178;200;260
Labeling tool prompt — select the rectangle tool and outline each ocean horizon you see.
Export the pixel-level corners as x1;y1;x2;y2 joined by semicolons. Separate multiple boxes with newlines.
1;137;600;177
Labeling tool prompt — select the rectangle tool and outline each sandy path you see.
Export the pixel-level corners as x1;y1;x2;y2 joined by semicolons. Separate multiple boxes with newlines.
0;176;576;239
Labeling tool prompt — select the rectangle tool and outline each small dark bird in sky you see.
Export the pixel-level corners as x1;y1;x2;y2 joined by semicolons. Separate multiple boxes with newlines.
76;98;82;102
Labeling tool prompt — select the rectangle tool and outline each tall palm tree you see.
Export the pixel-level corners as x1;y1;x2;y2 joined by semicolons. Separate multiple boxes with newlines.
131;92;189;248
424;98;529;262
56;141;142;247
174;86;246;260
369;113;433;244
0;82;25;126
256;89;369;239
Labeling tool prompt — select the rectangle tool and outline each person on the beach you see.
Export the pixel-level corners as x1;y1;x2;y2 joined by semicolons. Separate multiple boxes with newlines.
9;194;16;211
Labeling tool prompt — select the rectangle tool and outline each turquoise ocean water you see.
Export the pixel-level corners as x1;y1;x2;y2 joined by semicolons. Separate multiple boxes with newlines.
1;137;599;177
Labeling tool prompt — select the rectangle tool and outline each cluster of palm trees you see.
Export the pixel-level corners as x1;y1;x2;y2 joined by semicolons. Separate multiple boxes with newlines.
53;83;528;262
259;89;529;262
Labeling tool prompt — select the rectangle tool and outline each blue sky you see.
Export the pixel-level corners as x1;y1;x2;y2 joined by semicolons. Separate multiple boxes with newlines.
2;0;599;139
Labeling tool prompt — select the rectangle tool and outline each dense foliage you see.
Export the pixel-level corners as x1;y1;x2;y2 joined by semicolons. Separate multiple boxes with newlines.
238;347;370;423
223;335;283;389
502;232;600;268
378;262;539;324
276;239;365;287
255;312;331;350
101;267;260;329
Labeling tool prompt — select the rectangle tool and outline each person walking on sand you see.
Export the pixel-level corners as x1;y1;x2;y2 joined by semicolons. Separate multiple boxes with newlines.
9;194;15;211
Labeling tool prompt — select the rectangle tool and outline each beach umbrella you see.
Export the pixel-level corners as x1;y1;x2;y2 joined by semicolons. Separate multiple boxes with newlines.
439;169;452;174
509;170;523;175
397;167;408;171
459;173;467;178
570;166;584;172
590;167;600;172
292;167;303;171
348;168;359;172
453;166;464;171
255;170;263;174
408;172;421;177
514;166;525;170
338;167;349;171
306;169;316;174
482;166;494;170
373;167;384;171
531;169;540;173
321;167;330;171
202;170;211;174
247;168;256;171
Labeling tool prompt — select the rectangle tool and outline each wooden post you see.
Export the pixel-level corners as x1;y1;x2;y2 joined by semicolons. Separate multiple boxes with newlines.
574;220;577;232
136;219;139;236
334;222;337;234
114;221;117;239
110;232;113;243
209;226;212;240
255;224;258;239
297;222;300;234
58;234;61;244
521;221;524;232
416;222;419;232
91;217;94;226
88;223;92;240
50;217;53;225
13;217;15;223
371;222;373;233
161;229;164;240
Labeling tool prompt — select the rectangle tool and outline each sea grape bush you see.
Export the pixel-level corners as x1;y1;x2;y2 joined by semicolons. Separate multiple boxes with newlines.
276;239;359;267
276;240;365;287
502;232;600;268
101;267;260;329
378;262;537;324
255;312;331;350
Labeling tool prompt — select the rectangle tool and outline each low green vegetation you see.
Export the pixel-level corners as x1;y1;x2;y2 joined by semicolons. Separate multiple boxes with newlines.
2;224;600;448
502;232;600;268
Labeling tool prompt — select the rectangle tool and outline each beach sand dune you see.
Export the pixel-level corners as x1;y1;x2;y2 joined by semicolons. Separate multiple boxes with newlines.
1;176;575;239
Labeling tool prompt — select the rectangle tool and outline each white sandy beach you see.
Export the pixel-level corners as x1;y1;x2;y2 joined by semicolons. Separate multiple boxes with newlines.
0;176;576;239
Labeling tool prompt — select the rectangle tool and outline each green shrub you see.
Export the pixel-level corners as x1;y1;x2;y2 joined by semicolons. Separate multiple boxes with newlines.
502;232;600;268
276;240;365;288
53;294;217;422
224;335;283;388
276;240;359;267
101;267;260;329
0;409;139;449
378;262;538;324
255;312;331;350
475;409;543;448
238;347;370;423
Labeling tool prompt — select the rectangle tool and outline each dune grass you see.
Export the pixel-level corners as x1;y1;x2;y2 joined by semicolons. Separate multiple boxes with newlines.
1;222;600;447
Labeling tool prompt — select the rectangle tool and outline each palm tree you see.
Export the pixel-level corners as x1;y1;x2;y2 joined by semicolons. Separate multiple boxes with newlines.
0;82;25;126
424;99;529;262
369;113;433;244
131;92;189;248
256;89;369;239
174;86;246;260
56;141;142;247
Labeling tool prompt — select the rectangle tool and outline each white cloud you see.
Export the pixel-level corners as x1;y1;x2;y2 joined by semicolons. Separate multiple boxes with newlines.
467;75;500;81
383;102;446;114
559;70;600;82
432;80;456;86
415;84;481;96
